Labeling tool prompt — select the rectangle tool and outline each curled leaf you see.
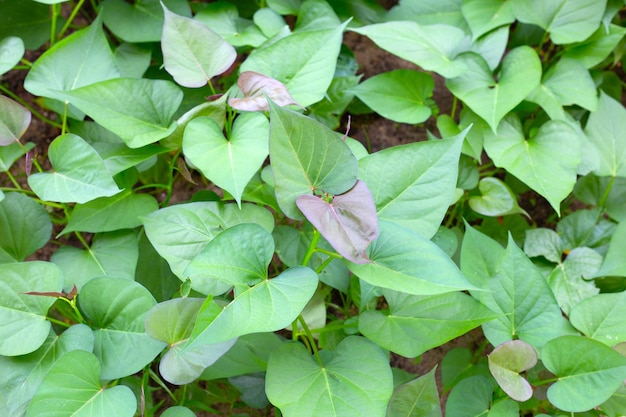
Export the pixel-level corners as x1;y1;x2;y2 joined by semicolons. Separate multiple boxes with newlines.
229;71;301;111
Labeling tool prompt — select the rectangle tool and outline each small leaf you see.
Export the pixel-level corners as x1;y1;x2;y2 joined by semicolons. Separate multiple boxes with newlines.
570;292;626;346
562;24;626;68
0;36;24;75
297;180;378;264
229;71;300;111
469;177;528;217
523;228;562;263
461;0;515;40
0;95;31;146
386;367;441;417
488;340;537;402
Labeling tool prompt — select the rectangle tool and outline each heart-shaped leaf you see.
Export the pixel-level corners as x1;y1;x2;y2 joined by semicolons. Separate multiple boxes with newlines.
266;336;393;417
562;24;626;68
184;112;269;206
28;134;121;204
585;91;626;178
0;36;24;75
0;95;31;146
445;376;493;417
161;5;236;88
469;177;528;217
25;350;136;417
570;292;626;346
446;46;541;132
488;340;537;402
543;335;626;412
0;262;63;356
297;180;378;264
461;0;515;40
229;71;300;111
194;3;268;47
483;114;581;214
386;367;441;417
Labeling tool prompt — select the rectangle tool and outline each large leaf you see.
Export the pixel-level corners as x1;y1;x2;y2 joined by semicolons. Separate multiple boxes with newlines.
570;292;626;346
23;16;120;102
483;114;581;214
347;220;478;295
543;336;626;412
183;113;269;206
488;340;537;402
446;47;541;132
584;91;626;178
269;101;357;219
386;367;441;417
27;134;121;204
358;130;465;238
161;5;236;88
0;0;62;49
78;277;166;379
240;23;347;106
0;95;30;146
297;180;378;264
266;336;393;417
58;78;183;148
0;262;63;356
511;0;607;44
359;289;496;357
25;350;136;417
0;192;51;263
351;21;467;78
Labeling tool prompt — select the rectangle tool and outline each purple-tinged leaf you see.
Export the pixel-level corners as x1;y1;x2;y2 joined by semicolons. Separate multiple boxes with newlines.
297;180;378;264
0;95;31;146
229;71;301;111
488;340;537;402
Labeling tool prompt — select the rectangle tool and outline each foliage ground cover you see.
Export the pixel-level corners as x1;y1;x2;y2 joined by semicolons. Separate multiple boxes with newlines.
1;0;626;416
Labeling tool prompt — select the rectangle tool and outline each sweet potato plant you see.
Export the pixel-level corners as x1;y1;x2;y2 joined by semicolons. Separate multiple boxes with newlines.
1;0;626;416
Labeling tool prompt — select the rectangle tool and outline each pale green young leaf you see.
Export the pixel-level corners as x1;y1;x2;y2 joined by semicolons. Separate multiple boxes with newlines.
386;0;467;30
266;336;393;417
27;134;121;204
268;0;302;15
386;367;441;417
294;0;341;32
195;2;267;48
161;406;196;417
0;36;24;75
0;262;63;356
469;177;528;217
570;292;626;346
562;24;626;68
470;25;509;71
585;92;626;178
488;340;537;402
461;0;515;40
163;94;227;149
460;223;504;289
0;95;31;146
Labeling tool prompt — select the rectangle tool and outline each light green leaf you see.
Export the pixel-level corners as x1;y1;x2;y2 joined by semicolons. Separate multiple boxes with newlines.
195;2;267;47
161;5;236;88
0;36;24;75
25;350;136;417
347;220;479;295
114;42;151;78
23;16;120;102
61;191;158;235
349;69;434;124
595;220;626;277
445;376;493;417
358;129;465;238
0;95;31;146
523;228;562;263
557;208;615;250
585;91;626;178
163;94;227;149
161;406;196;417
269;102;357;219
359;289;496;357
570;292;626;346
0;141;33;172
386;0;466;27
543;335;626;412
461;0;515;40
351;21;467;78
184;113;269;206
469;177;528;217
483;114;581;214
460;223;504;290
0;192;51;263
600;382;626;417
58;78;183;148
446;46;541;132
266;336;393;417
241;23;346;107
0;262;63;356
386;367;441;417
511;0;607;44
488;340;537;402
27;134;121;204
51;230;139;292
78;277;166;380
562;24;626;68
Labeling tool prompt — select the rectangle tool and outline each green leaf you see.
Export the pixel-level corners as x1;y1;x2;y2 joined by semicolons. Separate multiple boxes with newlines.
161;406;196;417
0;262;63;356
0;36;24;75
461;0;515;40
114;42;151;78
195;3;267;48
61;191;158;235
269;102;358;219
240;23;347;106
446;46;541;132
511;0;607;44
78;277;166;380
386;0;466;27
483;114;581;214
349;69;434;124
0;95;31;146
266;336;393;417
58;78;183;148
351;21;467;78
460;223;505;290
0;0;62;49
562;24;626;68
135;232;180;302
585;91;626;178
523;228;562;263
543;335;626;412
185;223;274;288
161;5;236;88
25;350;136;417
51;230;139;292
488;340;537;402
570;292;626;346
445;376;493;417
441;348;491;391
101;0;191;43
358;130;465;238
163;94;227;149
0;141;34;172
0;192;51;263
600;382;626;417
27;134;121;204
23;16;120;102
386;367;441;417
469;177;528;217
359;289;496;357
347;220;478;295
557;208;615;250
595;220;626;277
184;113;269;206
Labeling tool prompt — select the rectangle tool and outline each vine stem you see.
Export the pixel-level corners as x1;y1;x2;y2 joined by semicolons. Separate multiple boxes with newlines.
298;315;323;367
598;175;616;208
57;0;86;40
301;229;321;266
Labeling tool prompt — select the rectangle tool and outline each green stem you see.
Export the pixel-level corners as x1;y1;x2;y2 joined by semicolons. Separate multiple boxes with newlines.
133;183;172;192
162;151;181;207
61;102;69;135
207;79;217;96
50;4;60;45
301;229;321;266
307;321;358;334
46;316;71;328
314;256;334;274
598;175;616;208
451;95;458;119
298;315;323;367
4;170;22;189
0;84;63;128
314;248;342;259
149;368;177;402
57;0;86;40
